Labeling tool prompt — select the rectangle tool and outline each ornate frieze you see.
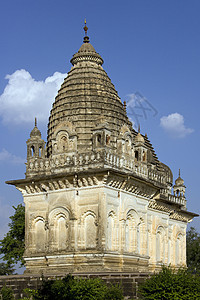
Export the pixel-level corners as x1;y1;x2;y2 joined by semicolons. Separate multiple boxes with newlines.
148;199;192;222
16;172;156;199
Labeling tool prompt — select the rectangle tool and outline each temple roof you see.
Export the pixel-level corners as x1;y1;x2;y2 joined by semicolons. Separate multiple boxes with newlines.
21;23;172;187
47;26;130;156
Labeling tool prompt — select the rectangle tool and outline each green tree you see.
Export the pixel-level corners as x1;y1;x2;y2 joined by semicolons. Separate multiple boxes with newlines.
139;266;200;300
0;204;25;269
186;227;200;273
0;262;14;275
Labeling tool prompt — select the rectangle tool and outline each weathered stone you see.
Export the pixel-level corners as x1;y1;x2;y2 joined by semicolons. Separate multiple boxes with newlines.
6;23;197;276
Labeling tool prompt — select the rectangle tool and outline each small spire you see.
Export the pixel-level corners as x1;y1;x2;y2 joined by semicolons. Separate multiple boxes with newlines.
138;124;140;133
83;19;89;43
35;117;37;127
179;168;181;177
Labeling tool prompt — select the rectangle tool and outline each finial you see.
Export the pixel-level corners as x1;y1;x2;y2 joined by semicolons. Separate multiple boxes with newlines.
83;19;89;43
35;117;37;127
138;124;140;133
179;168;181;177
84;19;88;36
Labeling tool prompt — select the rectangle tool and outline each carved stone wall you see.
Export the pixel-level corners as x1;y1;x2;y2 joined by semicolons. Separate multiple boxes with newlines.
14;171;188;274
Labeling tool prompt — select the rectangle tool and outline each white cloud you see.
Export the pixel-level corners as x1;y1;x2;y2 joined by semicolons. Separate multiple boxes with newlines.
0;148;25;164
0;69;67;125
160;113;194;138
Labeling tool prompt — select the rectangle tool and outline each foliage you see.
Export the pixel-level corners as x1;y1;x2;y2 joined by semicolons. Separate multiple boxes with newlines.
139;266;200;300
21;275;124;300
0;204;25;268
0;285;14;300
20;288;39;300
0;262;14;275
186;227;200;274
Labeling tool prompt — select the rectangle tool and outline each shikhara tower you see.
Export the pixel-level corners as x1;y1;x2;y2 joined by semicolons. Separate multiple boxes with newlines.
7;23;197;274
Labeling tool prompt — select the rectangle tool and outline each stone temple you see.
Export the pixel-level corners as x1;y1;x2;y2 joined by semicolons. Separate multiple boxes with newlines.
7;24;197;275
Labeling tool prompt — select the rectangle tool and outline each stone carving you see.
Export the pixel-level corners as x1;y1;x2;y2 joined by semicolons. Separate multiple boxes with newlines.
6;25;197;275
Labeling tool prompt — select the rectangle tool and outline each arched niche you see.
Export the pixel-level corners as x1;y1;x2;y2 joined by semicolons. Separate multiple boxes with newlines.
49;207;70;251
56;131;69;153
80;211;97;249
33;217;46;253
175;233;183;265
156;226;165;263
125;209;139;253
107;211;117;251
52;122;77;155
57;216;68;250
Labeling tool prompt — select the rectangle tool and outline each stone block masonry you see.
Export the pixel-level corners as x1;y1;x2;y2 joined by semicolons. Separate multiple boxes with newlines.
0;272;150;299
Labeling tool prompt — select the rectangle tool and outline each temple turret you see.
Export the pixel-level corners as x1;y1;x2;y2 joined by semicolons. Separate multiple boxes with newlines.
26;118;45;177
26;118;45;160
174;169;186;197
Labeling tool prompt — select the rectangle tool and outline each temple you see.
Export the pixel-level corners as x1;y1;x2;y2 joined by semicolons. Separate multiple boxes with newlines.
7;23;197;274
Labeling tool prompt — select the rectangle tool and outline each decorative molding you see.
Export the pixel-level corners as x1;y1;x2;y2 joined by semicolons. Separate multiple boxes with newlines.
148;200;191;222
26;149;170;188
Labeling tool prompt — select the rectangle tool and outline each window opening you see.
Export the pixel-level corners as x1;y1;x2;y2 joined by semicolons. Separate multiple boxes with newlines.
135;150;139;161
31;146;35;157
97;134;101;145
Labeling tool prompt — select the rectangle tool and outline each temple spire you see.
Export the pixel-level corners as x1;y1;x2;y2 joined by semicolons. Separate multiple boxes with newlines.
83;19;89;43
35;117;37;127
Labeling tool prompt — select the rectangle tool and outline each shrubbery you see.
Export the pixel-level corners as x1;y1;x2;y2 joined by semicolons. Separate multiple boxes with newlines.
21;275;123;300
0;285;14;300
1;267;200;299
139;266;200;300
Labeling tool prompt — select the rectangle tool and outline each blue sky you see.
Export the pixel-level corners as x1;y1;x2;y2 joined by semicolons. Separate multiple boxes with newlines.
0;0;199;246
